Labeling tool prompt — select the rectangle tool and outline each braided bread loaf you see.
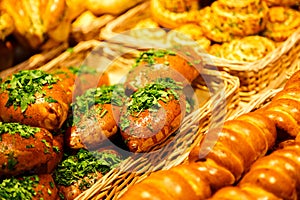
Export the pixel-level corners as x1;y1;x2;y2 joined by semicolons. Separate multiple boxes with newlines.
257;70;300;137
119;112;276;199
210;140;300;200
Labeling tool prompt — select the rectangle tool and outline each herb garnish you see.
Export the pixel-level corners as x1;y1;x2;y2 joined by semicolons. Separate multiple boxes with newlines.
69;84;125;125
0;122;40;138
0;175;39;199
68;65;96;75
0;70;58;112
54;149;122;189
120;77;183;130
127;77;182;116
133;49;176;68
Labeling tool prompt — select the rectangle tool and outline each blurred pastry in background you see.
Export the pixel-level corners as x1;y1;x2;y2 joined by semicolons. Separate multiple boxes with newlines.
84;0;144;15
167;23;211;51
160;0;200;12
262;6;300;42
130;18;167;44
263;0;300;6
71;10;114;43
200;0;268;42
211;36;276;62
151;0;202;28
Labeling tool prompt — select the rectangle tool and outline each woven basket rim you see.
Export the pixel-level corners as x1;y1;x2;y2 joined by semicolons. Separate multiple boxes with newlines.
100;1;300;72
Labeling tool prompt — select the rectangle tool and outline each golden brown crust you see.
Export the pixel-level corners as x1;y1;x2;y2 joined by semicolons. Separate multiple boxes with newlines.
285;70;300;89
1;0;69;49
263;0;300;6
211;143;300;200
121;93;186;152
0;83;69;131
200;1;268;42
33;174;59;200
142;170;199;200
211;36;276;62
150;0;201;29
58;172;102;200
0;128;63;177
259;99;300;137
125;52;200;94
66;104;119;150
263;6;300;42
166;24;211;51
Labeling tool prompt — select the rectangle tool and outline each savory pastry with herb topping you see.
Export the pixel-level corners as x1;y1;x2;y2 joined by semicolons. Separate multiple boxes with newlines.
166;23;211;51
150;0;201;28
125;49;200;94
211;36;276;62
0;70;69;131
263;0;300;6
200;0;268;42
51;65;110;104
160;0;199;13
54;148;122;200
119;77;187;152
262;6;300;42
0;174;59;200
0;122;63;177
130;18;168;44
65;84;125;150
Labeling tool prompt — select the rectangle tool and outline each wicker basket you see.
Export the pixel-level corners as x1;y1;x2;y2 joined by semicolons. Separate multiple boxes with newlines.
0;42;69;79
0;39;240;200
100;1;300;102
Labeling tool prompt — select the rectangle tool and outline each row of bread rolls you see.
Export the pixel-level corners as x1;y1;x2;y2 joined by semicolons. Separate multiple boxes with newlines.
0;66;122;199
65;49;201;153
119;111;277;199
128;0;300;62
118;68;300;199
0;0;143;50
210;138;300;200
0;47;202;199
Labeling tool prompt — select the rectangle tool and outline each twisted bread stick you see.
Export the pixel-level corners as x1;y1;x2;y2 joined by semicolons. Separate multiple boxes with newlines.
119;112;276;199
210;141;300;200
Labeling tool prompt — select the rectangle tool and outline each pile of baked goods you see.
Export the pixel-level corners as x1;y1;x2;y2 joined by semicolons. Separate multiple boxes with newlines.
119;68;300;199
129;0;300;62
0;48;203;199
0;67;123;199
0;0;143;70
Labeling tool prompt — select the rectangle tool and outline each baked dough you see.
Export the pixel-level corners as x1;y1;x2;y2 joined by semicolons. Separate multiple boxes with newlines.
210;36;276;62
166;23;211;51
200;0;268;42
263;6;300;42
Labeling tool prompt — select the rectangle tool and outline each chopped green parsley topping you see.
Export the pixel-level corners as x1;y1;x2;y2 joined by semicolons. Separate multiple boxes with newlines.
0;70;58;112
127;77;182;116
133;49;176;68
68;65;96;75
54;149;122;189
0;175;39;200
120;77;183;130
0;122;40;138
69;84;125;125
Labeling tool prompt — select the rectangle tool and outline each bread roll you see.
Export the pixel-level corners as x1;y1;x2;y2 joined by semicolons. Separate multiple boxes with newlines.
120;77;186;152
120;111;277;198
262;6;300;42
65;85;124;150
0;174;59;200
0;70;69;131
0;122;63;177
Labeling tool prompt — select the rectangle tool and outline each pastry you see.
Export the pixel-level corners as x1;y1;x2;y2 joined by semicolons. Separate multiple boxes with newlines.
263;6;300;42
0;70;69;131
